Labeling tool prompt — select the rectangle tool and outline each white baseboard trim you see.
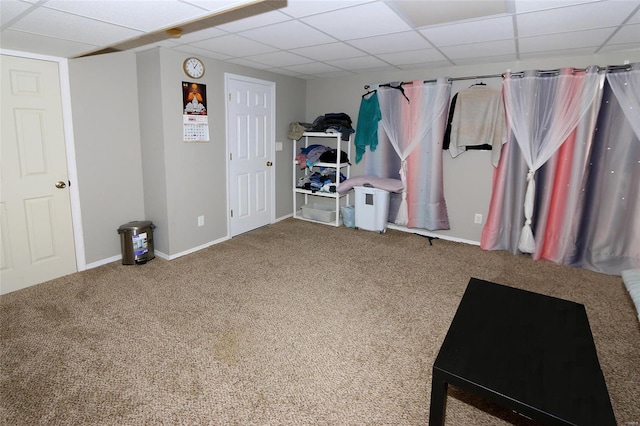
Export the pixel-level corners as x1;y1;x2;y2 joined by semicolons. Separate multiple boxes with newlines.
154;250;169;260
85;255;121;269
84;236;231;269
84;224;478;270
152;218;297;260
386;224;481;246
160;236;231;261
276;213;293;222
86;220;464;269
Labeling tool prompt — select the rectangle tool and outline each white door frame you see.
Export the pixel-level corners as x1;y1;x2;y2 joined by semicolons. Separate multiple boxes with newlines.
1;49;86;271
224;73;276;237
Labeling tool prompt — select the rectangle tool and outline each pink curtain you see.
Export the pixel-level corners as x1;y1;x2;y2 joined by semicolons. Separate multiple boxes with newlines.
482;63;640;275
366;80;451;230
501;67;602;252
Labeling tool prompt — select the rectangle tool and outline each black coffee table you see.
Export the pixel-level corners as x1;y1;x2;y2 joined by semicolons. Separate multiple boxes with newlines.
429;278;616;425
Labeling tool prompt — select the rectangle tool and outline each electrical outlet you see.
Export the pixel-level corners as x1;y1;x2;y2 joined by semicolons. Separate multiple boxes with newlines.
474;213;483;224
197;215;204;227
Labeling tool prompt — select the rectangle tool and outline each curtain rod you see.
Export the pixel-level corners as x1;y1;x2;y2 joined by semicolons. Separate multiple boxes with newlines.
364;74;501;89
364;63;633;90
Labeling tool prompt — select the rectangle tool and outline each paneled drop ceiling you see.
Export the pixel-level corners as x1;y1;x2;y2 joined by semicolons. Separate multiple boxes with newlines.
1;0;639;79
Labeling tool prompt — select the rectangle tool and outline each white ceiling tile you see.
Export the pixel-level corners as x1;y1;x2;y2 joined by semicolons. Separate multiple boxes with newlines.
349;64;401;75
329;55;391;70
266;67;305;77
390;0;508;27
597;43;640;54
397;60;452;71
226;57;273;69
520;28;616;53
513;0;601;14
190;34;278;56
311;69;357;78
180;0;258;13
10;7;143;46
278;0;370;18
440;39;516;59
290;42;366;61
301;2;412;40
0;0;33;26
347;31;433;54
377;48;448;65
627;7;640;25
42;0;209;32
129;39;181;53
0;28;97;57
215;10;291;32
172;45;232;61
452;53;517;65
519;47;597;60
516;1;639;37
246;51;314;67
420;16;514;47
240;20;336;49
2;0;638;78
281;62;344;74
173;27;228;44
607;24;640;45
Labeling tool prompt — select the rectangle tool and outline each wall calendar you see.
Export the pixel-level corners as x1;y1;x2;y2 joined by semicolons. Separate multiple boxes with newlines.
182;81;209;142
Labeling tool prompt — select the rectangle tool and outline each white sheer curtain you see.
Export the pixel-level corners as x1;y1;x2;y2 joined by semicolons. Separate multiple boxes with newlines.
377;79;450;225
502;67;603;253
607;68;640;139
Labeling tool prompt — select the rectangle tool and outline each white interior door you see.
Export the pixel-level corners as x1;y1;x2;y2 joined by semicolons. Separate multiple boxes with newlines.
1;55;76;294
226;74;275;237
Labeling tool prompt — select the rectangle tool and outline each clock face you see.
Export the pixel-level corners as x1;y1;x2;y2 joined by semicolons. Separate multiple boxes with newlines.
183;57;204;79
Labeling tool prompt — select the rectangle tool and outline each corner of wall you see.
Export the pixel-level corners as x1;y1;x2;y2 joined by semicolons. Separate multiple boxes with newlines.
136;49;171;255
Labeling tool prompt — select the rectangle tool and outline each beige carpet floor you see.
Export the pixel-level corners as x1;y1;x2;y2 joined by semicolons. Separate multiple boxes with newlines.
1;218;639;425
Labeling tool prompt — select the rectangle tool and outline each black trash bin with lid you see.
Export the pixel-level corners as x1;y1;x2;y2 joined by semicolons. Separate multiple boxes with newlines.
117;221;155;265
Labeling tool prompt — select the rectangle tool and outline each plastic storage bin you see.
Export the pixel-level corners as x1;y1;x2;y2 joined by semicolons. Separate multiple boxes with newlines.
117;221;156;265
354;186;390;233
301;203;336;223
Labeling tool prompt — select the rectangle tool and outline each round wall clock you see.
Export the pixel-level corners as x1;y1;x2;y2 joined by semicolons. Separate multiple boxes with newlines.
183;57;205;79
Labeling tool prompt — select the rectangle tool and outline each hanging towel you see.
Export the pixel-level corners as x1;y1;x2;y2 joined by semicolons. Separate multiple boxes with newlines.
443;94;491;151
354;92;381;163
448;85;507;166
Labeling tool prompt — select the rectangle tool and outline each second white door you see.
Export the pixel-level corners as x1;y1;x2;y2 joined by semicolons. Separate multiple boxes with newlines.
226;74;275;237
0;55;77;294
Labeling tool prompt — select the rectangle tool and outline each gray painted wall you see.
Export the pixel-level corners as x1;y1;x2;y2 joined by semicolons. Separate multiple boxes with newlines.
68;52;145;264
69;47;637;265
136;48;170;255
305;50;639;243
69;47;305;263
136;48;306;257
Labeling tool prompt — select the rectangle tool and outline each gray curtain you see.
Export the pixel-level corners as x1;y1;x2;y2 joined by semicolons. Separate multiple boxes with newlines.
482;63;640;275
568;65;640;273
364;80;451;230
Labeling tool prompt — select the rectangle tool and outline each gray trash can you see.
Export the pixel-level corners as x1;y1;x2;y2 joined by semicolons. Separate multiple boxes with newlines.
117;221;155;265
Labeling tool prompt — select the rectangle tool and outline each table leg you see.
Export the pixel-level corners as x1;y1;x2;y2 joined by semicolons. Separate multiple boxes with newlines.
429;369;448;426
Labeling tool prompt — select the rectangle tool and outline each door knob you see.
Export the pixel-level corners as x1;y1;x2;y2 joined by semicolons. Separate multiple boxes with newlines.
266;161;273;167
55;181;67;189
